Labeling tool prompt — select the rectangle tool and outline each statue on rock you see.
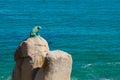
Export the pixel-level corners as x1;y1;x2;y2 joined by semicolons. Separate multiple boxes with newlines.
30;26;42;37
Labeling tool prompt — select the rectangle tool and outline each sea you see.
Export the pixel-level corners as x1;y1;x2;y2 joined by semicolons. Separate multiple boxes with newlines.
0;0;120;80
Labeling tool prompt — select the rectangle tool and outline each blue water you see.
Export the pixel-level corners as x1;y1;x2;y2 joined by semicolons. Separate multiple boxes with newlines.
0;0;120;80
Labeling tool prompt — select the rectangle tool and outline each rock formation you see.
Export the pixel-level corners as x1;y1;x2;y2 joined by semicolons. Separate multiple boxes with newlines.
12;36;72;80
35;50;72;80
12;36;49;80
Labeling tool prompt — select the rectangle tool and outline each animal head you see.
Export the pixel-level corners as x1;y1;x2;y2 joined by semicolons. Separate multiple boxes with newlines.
35;26;42;30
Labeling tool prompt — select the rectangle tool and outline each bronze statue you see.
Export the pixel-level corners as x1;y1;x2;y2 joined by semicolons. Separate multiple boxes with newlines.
30;26;42;37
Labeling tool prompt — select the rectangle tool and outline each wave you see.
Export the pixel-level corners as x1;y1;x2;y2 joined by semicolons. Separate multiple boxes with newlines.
106;62;120;65
0;75;11;80
100;78;113;80
81;62;120;69
71;77;78;80
81;64;92;69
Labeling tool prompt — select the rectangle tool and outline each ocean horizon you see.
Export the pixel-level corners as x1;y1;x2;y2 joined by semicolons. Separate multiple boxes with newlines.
0;0;120;80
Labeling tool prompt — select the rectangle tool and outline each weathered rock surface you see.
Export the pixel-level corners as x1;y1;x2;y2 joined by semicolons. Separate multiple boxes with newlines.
12;36;49;80
12;36;72;80
35;50;72;80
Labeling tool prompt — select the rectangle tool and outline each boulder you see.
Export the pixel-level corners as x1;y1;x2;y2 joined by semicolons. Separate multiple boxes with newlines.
12;36;73;80
35;50;72;80
12;36;49;80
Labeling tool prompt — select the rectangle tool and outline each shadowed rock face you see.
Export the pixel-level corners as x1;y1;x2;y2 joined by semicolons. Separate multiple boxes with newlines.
12;36;72;80
12;36;49;80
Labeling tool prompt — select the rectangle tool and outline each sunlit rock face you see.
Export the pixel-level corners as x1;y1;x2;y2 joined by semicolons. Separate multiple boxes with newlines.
35;50;72;80
12;36;72;80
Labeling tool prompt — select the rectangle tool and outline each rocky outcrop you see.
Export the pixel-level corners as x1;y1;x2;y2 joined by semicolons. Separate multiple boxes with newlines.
12;36;72;80
12;36;49;80
35;50;72;80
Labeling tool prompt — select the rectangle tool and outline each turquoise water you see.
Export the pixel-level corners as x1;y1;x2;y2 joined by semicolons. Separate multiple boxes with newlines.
0;0;120;80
